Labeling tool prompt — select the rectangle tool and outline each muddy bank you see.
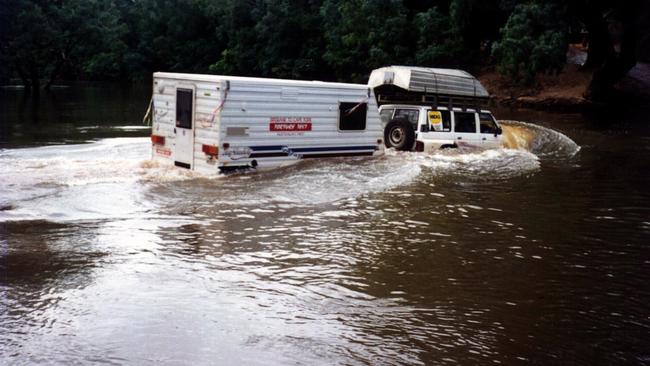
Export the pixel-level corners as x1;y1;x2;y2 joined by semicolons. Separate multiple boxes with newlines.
479;65;592;112
479;63;650;112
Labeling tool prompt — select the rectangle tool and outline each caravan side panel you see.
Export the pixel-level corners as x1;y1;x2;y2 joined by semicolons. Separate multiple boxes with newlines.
218;81;383;169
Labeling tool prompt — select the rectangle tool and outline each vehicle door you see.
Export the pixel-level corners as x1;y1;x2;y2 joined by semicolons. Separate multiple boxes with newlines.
478;112;502;148
452;111;481;147
174;87;195;169
419;109;453;144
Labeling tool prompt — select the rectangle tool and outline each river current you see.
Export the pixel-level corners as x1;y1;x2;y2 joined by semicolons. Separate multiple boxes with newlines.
1;87;649;365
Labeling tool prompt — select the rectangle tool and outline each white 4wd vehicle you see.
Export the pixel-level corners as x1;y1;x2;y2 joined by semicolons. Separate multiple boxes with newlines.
379;104;503;152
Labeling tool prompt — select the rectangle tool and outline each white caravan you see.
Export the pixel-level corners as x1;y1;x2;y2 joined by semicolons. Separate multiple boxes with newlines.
149;72;383;172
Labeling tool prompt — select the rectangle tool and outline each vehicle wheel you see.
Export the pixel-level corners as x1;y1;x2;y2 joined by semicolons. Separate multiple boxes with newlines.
384;118;415;151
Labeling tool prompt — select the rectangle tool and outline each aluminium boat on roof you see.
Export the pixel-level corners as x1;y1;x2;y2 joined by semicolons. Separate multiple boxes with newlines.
368;65;490;107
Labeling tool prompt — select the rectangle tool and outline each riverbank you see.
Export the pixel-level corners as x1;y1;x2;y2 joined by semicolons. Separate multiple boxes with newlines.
480;63;650;112
479;65;592;112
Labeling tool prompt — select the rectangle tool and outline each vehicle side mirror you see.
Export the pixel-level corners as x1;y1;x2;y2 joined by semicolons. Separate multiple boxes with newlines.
495;127;502;136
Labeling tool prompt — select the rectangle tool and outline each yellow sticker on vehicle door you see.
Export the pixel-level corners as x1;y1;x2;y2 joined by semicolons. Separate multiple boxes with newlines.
428;111;443;131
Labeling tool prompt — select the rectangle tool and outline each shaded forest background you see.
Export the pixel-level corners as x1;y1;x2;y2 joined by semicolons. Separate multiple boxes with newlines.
0;0;648;97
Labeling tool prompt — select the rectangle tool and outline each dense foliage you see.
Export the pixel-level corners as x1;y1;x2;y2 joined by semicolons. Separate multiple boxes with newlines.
0;0;645;90
492;3;568;85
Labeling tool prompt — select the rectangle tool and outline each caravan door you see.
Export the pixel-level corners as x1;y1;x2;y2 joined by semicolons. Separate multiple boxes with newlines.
174;87;194;169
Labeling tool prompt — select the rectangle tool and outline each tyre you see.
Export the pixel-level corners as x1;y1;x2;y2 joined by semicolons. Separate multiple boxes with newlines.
384;118;415;151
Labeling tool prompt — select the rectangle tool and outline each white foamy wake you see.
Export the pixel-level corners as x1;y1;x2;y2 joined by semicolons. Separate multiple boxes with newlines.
0;138;212;222
387;147;541;180
0;122;580;221
224;156;423;205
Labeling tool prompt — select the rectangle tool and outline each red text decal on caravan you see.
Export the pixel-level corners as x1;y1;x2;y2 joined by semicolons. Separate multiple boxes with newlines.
270;117;312;133
155;147;172;156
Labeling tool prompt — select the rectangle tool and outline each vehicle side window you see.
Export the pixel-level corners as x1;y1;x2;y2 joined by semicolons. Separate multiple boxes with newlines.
454;112;477;133
394;109;419;128
339;102;367;130
427;110;451;132
479;113;498;134
379;108;394;124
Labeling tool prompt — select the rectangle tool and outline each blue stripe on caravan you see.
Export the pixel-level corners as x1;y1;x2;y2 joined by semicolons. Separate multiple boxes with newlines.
250;145;377;153
250;145;285;151
292;146;376;153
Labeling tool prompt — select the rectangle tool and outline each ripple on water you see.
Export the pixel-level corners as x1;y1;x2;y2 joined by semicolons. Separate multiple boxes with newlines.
0;120;581;222
1;120;603;365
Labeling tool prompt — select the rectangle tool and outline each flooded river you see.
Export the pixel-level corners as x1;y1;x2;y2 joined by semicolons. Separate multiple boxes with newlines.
1;86;649;365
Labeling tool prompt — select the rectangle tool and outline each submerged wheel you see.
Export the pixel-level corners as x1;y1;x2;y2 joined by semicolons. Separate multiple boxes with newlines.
384;118;415;151
440;144;457;149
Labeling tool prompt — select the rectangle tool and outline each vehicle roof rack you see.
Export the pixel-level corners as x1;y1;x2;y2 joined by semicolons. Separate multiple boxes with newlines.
368;66;490;109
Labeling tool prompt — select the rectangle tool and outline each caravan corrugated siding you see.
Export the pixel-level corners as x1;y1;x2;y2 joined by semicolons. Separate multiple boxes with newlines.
220;79;381;169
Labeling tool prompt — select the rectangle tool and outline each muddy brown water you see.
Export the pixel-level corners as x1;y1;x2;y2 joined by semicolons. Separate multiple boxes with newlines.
1;86;649;365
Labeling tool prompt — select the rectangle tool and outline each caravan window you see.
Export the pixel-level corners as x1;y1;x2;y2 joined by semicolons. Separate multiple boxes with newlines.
176;88;193;129
339;102;367;130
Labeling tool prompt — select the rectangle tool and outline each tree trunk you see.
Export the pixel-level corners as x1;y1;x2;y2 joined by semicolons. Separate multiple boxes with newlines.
585;8;638;101
45;52;66;90
15;61;31;90
29;62;40;91
45;59;63;90
582;9;609;69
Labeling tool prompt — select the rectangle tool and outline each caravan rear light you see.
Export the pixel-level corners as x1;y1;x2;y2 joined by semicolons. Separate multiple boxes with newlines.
202;144;219;156
151;134;165;145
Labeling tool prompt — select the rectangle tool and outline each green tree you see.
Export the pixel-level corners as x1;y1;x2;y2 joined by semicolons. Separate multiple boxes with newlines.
126;0;226;78
320;0;413;82
413;7;465;67
209;0;264;76
492;2;568;85
1;0;645;100
3;0;127;89
253;0;328;80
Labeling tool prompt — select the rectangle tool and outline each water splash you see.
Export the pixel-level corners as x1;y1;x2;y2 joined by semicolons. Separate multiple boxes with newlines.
500;120;581;159
407;148;541;180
